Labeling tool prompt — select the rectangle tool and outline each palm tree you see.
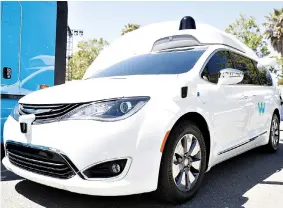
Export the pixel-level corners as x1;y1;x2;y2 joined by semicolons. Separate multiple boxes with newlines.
264;8;283;55
121;23;140;36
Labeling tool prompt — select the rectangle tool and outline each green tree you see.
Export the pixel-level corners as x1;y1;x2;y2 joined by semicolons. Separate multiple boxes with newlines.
276;56;283;66
70;38;109;80
121;23;140;36
263;8;283;56
278;78;283;85
225;14;270;57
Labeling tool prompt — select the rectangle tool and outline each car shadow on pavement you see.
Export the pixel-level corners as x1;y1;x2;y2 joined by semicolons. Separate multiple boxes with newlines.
1;162;22;181
12;143;283;208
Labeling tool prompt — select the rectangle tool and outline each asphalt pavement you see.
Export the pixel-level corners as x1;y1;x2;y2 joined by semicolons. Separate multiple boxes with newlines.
1;140;283;208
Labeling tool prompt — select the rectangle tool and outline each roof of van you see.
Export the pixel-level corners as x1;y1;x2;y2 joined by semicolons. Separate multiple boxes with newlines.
152;23;258;60
84;21;258;79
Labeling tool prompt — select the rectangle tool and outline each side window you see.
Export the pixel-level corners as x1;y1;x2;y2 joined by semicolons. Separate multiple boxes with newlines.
201;51;233;84
255;62;273;86
230;52;260;85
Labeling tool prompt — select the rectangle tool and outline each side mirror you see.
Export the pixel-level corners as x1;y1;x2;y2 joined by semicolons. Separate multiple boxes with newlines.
218;68;244;85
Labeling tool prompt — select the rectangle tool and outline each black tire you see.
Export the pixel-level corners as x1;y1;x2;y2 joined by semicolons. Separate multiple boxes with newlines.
1;144;5;160
264;113;280;153
156;120;207;204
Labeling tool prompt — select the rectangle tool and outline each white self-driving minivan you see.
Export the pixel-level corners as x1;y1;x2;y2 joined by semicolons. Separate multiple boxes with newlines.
2;17;281;204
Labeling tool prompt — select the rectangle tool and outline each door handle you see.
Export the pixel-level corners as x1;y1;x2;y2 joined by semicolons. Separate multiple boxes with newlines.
243;95;256;99
239;95;248;101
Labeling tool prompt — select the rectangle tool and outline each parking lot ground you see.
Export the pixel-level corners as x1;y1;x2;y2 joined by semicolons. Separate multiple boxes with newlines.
1;140;283;208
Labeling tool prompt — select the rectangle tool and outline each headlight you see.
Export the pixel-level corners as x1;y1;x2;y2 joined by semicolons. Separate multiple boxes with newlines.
10;103;19;121
60;97;150;122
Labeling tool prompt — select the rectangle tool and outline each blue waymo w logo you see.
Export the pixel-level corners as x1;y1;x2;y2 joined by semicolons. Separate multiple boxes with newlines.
258;102;265;115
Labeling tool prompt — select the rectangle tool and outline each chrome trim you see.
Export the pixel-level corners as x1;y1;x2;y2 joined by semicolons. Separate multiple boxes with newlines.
35;105;79;119
18;103;83;124
9;159;73;177
218;131;267;155
5;140;82;179
7;151;66;167
8;152;70;172
21;103;66;109
48;147;83;176
80;157;132;181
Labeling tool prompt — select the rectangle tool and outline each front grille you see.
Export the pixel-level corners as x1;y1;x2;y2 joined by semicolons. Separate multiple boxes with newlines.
19;103;84;124
6;141;76;179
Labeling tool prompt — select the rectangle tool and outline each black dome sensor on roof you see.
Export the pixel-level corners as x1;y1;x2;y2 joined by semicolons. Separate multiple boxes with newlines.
179;16;196;30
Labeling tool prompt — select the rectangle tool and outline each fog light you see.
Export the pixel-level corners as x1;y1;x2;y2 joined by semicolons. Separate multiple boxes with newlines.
111;163;121;174
83;159;127;178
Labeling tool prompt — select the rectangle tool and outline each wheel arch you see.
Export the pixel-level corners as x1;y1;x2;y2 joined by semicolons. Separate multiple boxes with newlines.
274;108;280;121
166;112;211;171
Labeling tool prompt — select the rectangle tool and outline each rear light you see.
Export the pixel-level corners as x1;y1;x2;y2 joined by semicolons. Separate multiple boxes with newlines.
83;159;128;178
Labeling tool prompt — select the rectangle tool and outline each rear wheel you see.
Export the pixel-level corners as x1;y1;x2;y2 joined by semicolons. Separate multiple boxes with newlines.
156;121;207;204
264;114;280;152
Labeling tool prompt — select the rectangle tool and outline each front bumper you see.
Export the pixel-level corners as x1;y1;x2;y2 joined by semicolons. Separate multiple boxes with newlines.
3;108;175;195
2;156;147;196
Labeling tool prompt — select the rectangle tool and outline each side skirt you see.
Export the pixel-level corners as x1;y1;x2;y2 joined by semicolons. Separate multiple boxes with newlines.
218;131;267;155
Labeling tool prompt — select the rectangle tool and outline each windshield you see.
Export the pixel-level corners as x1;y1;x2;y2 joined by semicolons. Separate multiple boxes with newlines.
90;49;205;78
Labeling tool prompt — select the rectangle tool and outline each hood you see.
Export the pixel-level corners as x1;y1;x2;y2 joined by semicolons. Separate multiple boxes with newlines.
19;75;180;104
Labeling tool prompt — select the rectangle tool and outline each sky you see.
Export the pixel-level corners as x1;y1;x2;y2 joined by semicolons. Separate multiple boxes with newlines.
68;1;283;53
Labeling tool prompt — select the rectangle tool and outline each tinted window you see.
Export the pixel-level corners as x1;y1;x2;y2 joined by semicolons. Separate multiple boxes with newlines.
201;51;233;84
230;53;260;85
90;49;205;78
255;62;273;86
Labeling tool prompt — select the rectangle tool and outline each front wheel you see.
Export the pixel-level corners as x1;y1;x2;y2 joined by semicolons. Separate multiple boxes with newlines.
264;113;280;152
156;121;207;204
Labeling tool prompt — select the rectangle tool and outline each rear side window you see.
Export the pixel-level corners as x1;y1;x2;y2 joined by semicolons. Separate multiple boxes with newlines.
201;51;233;84
255;62;273;86
230;53;260;85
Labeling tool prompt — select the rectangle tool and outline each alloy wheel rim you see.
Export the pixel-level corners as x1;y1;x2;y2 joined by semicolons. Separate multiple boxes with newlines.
271;118;279;149
172;134;201;191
